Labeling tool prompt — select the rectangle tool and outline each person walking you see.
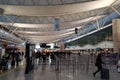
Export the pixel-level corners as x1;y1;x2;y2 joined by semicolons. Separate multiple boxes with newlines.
93;53;103;77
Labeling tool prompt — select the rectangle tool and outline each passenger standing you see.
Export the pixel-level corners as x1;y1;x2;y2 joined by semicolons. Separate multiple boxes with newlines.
11;57;15;68
15;51;19;67
93;53;103;77
42;52;46;63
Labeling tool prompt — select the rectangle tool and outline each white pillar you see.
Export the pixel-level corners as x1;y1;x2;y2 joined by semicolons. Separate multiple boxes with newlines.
112;19;120;53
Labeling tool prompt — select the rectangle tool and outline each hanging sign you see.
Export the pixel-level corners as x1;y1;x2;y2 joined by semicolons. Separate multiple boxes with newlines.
54;18;60;31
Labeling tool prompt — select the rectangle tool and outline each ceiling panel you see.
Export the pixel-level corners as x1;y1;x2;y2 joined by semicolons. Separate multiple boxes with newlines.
0;0;115;16
0;0;98;5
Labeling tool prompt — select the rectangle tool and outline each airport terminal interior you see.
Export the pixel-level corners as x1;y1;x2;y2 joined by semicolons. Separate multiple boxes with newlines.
0;0;120;80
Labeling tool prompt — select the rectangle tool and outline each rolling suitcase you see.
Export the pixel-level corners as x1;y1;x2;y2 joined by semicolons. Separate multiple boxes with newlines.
101;68;109;80
117;60;120;72
117;67;120;73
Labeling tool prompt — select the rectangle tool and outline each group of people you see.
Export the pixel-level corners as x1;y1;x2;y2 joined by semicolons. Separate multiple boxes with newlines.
33;51;72;64
0;50;24;72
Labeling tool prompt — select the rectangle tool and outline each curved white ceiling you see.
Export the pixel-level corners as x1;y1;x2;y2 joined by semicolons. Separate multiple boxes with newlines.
20;32;72;43
0;15;105;31
16;27;74;34
0;15;104;27
20;31;74;38
17;29;74;35
0;0;119;44
0;0;115;16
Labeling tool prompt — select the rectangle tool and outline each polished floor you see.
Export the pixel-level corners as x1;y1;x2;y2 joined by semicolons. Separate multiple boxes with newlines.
0;54;120;80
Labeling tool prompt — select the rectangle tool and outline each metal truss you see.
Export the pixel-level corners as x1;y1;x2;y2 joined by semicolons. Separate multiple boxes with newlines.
65;23;112;43
111;5;120;16
0;7;111;24
0;7;111;35
0;0;118;44
63;1;119;43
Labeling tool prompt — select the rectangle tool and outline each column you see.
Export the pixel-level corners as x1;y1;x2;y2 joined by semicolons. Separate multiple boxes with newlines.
60;43;65;52
25;43;35;74
112;19;120;53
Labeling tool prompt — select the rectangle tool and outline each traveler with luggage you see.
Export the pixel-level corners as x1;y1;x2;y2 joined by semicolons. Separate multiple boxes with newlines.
93;53;103;77
93;52;110;80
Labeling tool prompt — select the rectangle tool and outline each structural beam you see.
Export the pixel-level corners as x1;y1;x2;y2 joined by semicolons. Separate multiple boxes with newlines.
111;6;120;16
